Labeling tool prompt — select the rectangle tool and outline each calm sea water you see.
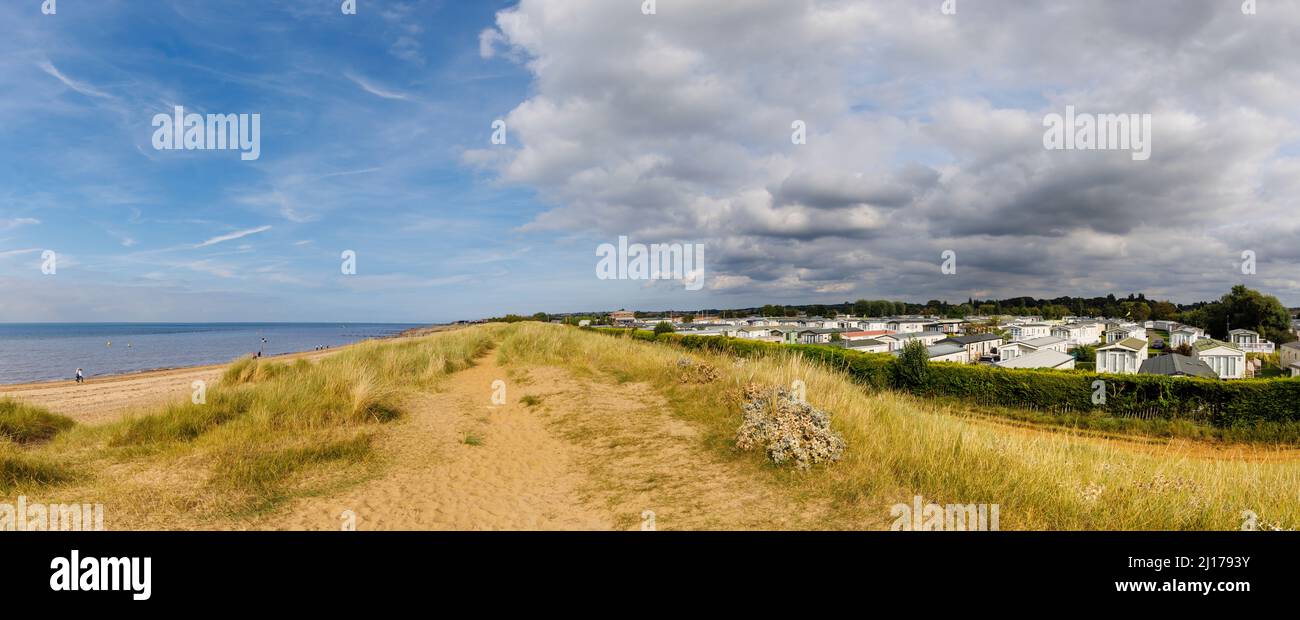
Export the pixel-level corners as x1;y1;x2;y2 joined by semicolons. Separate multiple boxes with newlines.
0;323;426;385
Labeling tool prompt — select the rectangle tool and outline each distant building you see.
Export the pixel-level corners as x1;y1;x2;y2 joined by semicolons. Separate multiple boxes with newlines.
1281;341;1300;377
737;326;787;343
610;310;636;325
891;342;969;364
1169;326;1202;349
1138;354;1218;379
1191;339;1246;379
1097;337;1149;374
1105;325;1147;344
841;329;895;342
795;328;845;344
999;336;1068;361
1228;328;1274;354
879;331;949;351
887;319;932;334
1008;323;1052;340
841;338;890;354
994;349;1075;370
927;319;968;334
1052;322;1103;347
937;334;1003;362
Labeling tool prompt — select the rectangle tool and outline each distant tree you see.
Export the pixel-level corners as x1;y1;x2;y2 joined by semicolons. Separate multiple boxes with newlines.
1150;301;1179;321
1121;301;1151;322
653;321;675;336
830;332;843;343
896;340;930;390
1073;344;1096;363
1042;304;1070;320
1195;285;1294;342
532;312;549;322
1173;343;1193;357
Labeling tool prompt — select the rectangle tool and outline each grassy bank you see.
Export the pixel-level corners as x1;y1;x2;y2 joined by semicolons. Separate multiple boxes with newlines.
0;326;498;524
499;324;1300;530
5;321;1297;530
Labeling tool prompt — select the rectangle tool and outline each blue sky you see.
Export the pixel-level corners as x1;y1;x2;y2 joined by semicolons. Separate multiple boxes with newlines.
0;0;629;322
3;1;1299;322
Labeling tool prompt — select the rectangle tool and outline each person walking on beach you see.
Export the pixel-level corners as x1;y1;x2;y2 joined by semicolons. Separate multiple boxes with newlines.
75;368;84;384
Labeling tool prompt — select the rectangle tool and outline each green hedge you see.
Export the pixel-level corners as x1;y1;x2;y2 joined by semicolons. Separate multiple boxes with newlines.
601;328;1300;428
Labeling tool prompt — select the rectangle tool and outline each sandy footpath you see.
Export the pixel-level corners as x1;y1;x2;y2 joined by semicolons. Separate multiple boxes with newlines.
257;350;818;531
3;324;828;530
0;349;336;425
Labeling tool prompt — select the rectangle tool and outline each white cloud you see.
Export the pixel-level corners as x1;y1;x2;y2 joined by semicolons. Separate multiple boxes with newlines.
473;0;1300;305
0;217;40;231
345;71;410;101
194;225;272;248
37;60;111;99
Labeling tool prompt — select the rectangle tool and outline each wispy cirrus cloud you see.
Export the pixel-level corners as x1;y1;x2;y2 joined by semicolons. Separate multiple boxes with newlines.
0;248;40;259
0;218;40;231
345;71;410;100
194;225;273;249
37;60;112;99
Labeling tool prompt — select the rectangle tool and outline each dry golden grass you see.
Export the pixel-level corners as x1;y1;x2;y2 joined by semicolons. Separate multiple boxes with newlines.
5;321;1297;531
498;324;1300;530
0;398;75;444
0;326;501;526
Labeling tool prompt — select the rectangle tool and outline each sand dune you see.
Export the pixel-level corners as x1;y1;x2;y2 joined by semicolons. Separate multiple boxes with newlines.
0;349;335;425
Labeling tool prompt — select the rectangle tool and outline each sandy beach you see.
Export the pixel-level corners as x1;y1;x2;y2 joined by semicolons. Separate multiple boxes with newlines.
0;325;457;425
0;348;338;425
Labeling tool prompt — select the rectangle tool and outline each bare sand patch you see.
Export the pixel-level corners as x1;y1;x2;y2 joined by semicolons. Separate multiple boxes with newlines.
260;352;611;530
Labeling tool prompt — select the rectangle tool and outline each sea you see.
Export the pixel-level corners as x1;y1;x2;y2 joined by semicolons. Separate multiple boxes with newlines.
0;323;426;385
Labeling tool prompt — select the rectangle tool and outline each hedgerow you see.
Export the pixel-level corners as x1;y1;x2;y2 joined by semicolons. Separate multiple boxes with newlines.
602;328;1300;428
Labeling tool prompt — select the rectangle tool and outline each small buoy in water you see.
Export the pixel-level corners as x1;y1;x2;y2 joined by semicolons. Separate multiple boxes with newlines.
106;341;111;348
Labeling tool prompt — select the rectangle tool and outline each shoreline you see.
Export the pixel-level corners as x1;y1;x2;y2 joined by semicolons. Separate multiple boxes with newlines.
0;323;452;389
0;347;334;391
0;325;458;424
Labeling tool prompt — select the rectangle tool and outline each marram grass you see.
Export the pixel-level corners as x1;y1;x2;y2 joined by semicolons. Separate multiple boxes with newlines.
0;326;500;519
0;398;75;444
